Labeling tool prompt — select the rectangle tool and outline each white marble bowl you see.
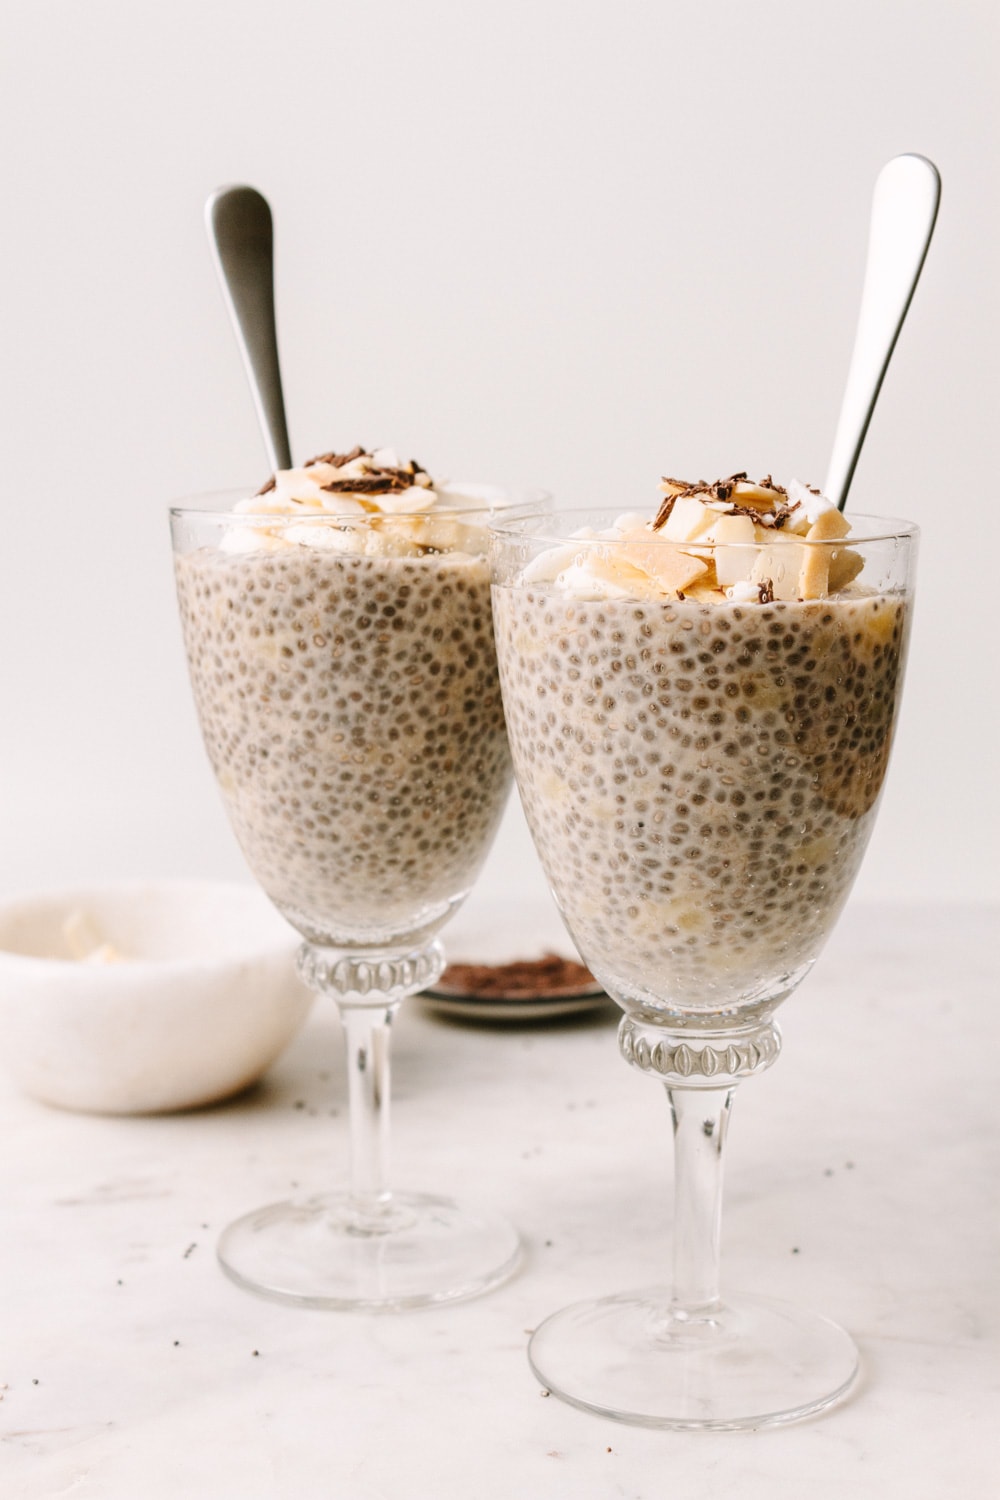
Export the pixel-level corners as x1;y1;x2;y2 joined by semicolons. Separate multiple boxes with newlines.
0;880;313;1114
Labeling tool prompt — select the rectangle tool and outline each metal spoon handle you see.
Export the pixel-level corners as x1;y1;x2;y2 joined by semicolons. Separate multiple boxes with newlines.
825;154;940;511
205;185;292;473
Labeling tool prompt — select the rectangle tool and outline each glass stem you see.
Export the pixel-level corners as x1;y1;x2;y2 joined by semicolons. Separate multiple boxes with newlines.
339;1002;397;1221
665;1084;736;1314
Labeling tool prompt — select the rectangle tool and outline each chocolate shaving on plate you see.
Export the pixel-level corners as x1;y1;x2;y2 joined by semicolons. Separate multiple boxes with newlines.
432;953;601;1001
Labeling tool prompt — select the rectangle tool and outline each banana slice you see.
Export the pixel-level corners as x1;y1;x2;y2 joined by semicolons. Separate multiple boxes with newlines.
798;509;855;597
806;508;851;542
703;513;756;585
620;541;710;593
731;480;784;511
827;547;865;592
659;496;718;543
750;541;805;601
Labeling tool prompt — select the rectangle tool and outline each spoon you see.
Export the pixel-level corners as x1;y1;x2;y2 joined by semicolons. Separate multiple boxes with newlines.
825;154;941;512
205;185;292;472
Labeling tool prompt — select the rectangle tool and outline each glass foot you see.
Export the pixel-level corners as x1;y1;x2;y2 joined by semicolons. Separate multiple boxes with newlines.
217;1190;521;1311
528;1288;859;1430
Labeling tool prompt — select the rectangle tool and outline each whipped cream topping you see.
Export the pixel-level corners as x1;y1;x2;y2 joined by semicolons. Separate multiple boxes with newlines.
220;447;489;558
523;473;864;604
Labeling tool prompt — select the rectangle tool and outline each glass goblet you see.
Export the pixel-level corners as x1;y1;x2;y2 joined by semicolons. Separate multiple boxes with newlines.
171;500;519;1309
491;508;917;1427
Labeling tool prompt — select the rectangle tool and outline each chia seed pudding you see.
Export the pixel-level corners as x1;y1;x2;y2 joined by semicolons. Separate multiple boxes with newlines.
173;450;512;948
492;479;914;1016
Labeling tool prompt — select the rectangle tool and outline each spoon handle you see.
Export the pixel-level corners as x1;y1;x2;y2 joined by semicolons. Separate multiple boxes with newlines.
825;154;940;512
205;185;292;473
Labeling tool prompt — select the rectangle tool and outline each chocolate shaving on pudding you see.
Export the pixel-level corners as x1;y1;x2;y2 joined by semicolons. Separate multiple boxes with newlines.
727;501;774;524
255;475;277;495
654;473;755;526
322;473;415;495
653;492;678;530
711;471;748;501
304;446;367;469
653;471;800;534
728;500;800;529
757;474;788;496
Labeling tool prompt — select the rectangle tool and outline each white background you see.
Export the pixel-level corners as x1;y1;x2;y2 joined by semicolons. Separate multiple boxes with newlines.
1;0;997;904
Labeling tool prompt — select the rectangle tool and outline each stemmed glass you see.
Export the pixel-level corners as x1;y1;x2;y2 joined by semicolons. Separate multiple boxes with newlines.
171;498;520;1309
491;509;917;1427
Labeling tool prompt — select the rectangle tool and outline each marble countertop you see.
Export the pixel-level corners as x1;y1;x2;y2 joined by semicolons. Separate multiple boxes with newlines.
2;900;997;1498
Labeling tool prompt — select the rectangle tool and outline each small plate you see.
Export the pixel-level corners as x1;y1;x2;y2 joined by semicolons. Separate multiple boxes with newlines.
419;957;611;1024
419;988;611;1024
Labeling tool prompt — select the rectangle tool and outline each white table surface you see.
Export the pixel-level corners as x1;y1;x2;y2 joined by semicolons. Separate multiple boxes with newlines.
2;899;997;1498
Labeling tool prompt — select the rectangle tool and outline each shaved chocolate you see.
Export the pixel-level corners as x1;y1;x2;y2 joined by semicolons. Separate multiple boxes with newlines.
322;474;412;495
757;578;775;604
712;471;748;502
726;500;799;529
256;447;432;501
436;953;598;1000
304;446;367;468
652;493;678;531
656;472;750;512
310;449;432;498
726;502;770;524
757;474;788;496
653;464;802;536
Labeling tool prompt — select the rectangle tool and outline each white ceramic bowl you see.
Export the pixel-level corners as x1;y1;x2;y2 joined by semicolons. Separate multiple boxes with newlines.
0;880;314;1114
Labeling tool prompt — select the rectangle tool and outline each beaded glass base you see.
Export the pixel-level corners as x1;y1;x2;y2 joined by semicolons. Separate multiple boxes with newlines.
528;1290;859;1430
216;941;520;1310
218;1190;522;1311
